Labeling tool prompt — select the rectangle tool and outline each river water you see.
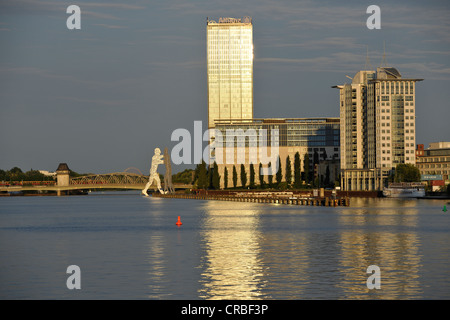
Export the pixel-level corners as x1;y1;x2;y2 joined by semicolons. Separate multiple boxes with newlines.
0;192;449;299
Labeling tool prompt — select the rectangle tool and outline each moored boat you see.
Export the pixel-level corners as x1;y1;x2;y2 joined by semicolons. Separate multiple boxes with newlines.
383;183;425;198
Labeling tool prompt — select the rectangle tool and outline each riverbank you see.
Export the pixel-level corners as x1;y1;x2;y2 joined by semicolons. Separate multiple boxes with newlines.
152;191;351;207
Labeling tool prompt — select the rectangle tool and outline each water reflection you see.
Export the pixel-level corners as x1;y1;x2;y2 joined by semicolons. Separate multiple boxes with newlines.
197;198;425;299
198;201;265;299
337;198;423;299
145;197;171;299
146;233;169;299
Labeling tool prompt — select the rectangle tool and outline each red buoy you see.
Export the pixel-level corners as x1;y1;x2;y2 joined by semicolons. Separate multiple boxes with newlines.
175;216;182;226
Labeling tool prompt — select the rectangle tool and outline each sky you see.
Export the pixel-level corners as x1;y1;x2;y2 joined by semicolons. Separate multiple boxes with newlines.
1;0;449;175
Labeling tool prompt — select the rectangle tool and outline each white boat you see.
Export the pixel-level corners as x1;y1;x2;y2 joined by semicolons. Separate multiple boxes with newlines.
383;183;425;198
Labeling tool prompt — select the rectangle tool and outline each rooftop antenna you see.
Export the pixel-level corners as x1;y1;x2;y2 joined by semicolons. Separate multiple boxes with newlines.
380;41;388;67
364;45;373;70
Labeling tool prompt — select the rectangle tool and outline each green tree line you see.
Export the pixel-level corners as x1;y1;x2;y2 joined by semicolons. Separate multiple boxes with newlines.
191;151;338;191
0;167;87;182
1;167;55;182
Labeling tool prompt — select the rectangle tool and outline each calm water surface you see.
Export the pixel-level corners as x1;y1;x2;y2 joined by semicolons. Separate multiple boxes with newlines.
0;192;449;299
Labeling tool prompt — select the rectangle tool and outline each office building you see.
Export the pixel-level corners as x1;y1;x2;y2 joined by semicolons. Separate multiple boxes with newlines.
207;17;253;130
334;67;423;191
416;142;450;189
213;118;340;188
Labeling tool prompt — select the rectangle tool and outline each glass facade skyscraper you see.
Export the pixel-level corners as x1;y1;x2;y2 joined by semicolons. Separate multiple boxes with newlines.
207;17;253;129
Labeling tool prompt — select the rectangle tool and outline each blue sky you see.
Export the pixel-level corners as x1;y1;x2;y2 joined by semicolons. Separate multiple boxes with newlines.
1;0;449;174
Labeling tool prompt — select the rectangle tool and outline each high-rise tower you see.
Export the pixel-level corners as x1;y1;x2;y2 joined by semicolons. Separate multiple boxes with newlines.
334;67;423;191
206;17;253;129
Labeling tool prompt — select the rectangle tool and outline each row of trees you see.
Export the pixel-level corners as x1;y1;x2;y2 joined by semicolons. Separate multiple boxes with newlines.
0;167;55;182
0;167;86;182
192;152;336;190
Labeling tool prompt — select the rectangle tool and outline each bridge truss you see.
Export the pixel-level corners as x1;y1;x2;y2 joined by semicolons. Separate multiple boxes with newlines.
70;172;149;186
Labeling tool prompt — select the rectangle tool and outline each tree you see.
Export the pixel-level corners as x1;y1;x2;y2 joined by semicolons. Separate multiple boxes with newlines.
172;169;195;184
9;167;24;181
322;149;328;161
249;163;255;189
394;164;421;182
325;165;330;187
24;169;46;181
276;156;283;188
285;155;292;188
303;153;310;185
259;162;265;189
194;163;200;183
224;167;228;189
212;162;220;189
294;152;301;189
268;162;273;187
232;165;238;188
314;176;319;188
240;164;247;188
313;150;319;167
196;160;208;189
207;164;213;189
9;167;23;175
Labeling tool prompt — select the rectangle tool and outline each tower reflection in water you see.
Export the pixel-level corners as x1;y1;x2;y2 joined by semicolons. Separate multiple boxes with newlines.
198;201;265;299
337;198;422;299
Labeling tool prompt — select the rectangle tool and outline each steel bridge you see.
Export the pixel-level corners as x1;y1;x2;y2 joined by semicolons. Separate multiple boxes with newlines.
0;172;192;194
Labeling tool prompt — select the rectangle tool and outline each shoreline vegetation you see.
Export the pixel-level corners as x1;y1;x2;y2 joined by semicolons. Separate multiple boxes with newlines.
1;166;449;199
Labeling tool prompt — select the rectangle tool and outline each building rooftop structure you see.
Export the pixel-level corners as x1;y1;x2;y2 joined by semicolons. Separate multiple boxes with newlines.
56;163;70;172
206;16;252;25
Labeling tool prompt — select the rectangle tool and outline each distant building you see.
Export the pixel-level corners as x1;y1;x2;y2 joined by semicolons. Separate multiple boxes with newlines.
416;142;450;190
39;170;56;177
207;17;253;130
213;118;340;188
334;67;423;191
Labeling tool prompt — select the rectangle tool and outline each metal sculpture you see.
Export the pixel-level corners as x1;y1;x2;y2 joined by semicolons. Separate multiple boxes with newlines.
142;148;165;196
163;147;174;194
